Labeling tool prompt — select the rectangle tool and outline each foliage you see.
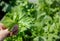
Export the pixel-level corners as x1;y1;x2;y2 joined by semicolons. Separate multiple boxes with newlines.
0;0;60;41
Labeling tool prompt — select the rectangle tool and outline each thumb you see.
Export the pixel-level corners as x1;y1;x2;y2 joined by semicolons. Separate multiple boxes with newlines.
3;29;9;35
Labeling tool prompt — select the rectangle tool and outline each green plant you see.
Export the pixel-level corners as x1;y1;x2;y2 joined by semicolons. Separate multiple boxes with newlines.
1;0;60;41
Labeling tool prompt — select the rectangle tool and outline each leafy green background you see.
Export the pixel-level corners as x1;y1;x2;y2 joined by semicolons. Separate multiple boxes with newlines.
0;0;60;41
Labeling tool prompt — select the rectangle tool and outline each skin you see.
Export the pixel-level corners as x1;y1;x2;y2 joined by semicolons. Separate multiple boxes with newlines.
0;23;9;41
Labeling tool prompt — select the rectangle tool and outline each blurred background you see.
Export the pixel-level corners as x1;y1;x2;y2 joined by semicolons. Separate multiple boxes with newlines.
0;0;60;41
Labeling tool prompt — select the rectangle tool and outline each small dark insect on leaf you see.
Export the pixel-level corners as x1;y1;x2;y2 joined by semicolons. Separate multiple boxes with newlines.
7;24;18;37
11;24;18;35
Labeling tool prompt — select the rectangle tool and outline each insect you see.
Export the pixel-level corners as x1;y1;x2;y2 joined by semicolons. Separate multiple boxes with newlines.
7;24;18;36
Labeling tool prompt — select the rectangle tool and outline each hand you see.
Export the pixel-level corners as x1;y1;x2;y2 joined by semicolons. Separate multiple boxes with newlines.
0;23;9;41
0;23;18;41
0;29;9;40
